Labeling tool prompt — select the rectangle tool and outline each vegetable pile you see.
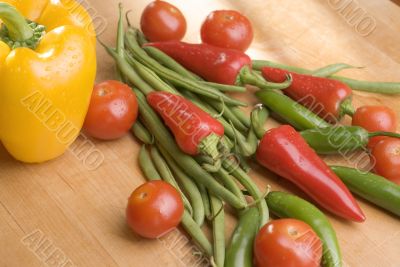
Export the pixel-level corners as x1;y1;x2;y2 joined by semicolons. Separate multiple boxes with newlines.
92;2;400;267
3;1;399;267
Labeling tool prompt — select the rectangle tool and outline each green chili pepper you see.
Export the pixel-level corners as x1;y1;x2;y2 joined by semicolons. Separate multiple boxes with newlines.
125;29;246;106
131;121;154;145
136;90;247;210
331;166;400;217
225;208;259;267
267;191;342;267
301;126;400;154
255;90;330;130
158;144;206;226
210;194;225;267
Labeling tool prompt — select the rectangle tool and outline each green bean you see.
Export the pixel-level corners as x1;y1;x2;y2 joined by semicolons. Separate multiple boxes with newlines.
143;46;203;81
215;169;247;205
198;81;247;93
267;191;342;267
158;144;206;226
239;66;293;90
251;105;269;139
312;63;360;77
223;159;269;228
330;76;400;94
252;60;311;74
136;30;148;47
131;121;154;145
136;90;246;210
181;210;213;257
231;107;251;128
138;145;161;181
125;29;247;106
331;166;400;217
256;90;330;130
125;52;177;94
102;45;153;95
225;208;259;267
115;4;126;83
197;183;211;219
150;146;193;215
232;121;258;157
207;98;248;133
209;194;225;267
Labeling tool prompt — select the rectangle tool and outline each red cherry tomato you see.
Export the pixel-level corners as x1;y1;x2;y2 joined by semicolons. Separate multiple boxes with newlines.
201;10;254;51
126;180;184;239
254;219;322;267
352;105;397;149
140;1;187;42
371;138;400;185
83;80;138;140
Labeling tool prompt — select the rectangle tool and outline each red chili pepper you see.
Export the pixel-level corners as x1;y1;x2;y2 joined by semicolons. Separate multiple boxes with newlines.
256;125;365;222
261;67;354;122
147;91;224;162
144;42;290;89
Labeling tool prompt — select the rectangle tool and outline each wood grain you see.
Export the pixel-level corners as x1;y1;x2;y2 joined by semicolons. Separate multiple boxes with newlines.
1;1;399;266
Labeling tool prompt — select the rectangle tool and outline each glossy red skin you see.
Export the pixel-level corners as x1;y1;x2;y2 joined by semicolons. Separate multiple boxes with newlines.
371;138;400;185
145;41;251;85
126;180;184;239
83;80;138;140
140;1;187;42
352;105;398;149
256;125;365;222
147;91;224;155
254;219;322;267
200;10;254;52
261;67;353;123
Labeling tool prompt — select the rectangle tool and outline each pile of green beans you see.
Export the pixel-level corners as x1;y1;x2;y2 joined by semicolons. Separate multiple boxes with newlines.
102;7;271;266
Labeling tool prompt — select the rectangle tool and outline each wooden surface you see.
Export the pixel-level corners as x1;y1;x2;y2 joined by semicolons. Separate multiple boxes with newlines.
1;0;400;266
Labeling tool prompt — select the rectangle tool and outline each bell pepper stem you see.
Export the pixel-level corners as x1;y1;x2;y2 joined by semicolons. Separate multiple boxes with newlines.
339;98;355;117
0;3;33;41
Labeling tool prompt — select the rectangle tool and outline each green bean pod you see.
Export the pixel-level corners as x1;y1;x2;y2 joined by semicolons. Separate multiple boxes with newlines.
312;63;359;77
255;90;330;130
225;208;259;267
210;194;225;267
131;121;154;145
267;191;342;267
138;145;161;180
181;211;213;257
331;166;400;217
158;144;206;226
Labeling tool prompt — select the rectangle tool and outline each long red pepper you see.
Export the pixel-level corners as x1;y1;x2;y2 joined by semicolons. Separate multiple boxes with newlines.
261;67;354;122
144;42;290;89
147;91;224;162
256;125;365;222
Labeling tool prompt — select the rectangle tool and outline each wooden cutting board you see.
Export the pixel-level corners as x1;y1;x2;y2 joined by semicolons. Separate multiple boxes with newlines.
1;0;399;266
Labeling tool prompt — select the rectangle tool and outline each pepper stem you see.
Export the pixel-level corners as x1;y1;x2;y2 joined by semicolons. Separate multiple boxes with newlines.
198;133;222;172
340;98;355;117
369;131;400;139
0;3;33;41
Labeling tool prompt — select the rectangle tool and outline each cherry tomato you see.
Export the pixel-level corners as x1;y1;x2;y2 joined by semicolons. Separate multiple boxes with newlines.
200;10;254;51
371;138;400;185
83;80;138;140
352;105;397;149
126;180;184;239
254;219;322;267
140;1;187;42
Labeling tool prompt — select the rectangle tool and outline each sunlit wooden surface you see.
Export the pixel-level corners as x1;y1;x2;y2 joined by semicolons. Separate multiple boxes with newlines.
1;1;399;266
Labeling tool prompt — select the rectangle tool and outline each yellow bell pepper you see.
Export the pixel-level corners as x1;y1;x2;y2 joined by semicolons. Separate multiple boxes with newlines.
0;1;97;163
